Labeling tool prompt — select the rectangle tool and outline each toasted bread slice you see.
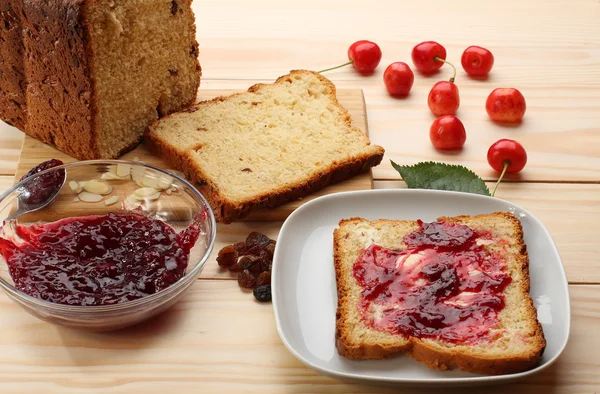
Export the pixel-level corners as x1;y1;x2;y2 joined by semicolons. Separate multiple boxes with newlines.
334;212;546;375
146;70;384;223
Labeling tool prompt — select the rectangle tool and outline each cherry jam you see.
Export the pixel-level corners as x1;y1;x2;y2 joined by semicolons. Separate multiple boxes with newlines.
353;220;512;344
0;212;201;306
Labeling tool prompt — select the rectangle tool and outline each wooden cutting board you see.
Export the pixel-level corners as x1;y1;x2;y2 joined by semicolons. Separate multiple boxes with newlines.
14;89;374;222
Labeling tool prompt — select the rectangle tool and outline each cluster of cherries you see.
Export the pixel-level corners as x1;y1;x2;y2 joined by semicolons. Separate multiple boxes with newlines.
324;40;529;179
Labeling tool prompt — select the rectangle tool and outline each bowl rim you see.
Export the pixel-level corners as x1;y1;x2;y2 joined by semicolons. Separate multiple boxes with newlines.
0;159;217;312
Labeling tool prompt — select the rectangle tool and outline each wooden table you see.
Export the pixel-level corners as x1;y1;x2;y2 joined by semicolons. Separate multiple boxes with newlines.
0;0;599;392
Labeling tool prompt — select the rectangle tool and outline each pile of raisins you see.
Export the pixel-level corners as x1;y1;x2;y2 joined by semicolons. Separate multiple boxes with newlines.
216;231;275;302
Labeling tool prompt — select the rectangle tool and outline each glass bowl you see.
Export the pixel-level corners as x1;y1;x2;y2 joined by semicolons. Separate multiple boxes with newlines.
0;160;215;331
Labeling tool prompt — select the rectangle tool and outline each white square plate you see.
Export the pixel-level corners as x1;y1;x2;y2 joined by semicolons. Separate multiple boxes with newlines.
272;189;570;386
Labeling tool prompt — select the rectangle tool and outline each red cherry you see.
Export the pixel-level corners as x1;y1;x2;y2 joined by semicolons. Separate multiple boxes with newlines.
383;62;414;96
428;81;460;116
429;115;466;150
487;139;527;196
461;46;494;77
485;88;526;123
347;40;382;74
411;41;447;74
487;139;527;173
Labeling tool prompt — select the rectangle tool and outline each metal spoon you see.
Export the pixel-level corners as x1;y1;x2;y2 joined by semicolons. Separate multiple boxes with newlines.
5;171;67;222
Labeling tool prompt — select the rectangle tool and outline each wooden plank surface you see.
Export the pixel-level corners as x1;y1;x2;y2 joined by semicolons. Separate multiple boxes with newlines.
13;89;373;222
0;0;599;391
0;127;25;176
0;281;597;394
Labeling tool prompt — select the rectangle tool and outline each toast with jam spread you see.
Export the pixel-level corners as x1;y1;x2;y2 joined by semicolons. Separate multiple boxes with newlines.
333;212;546;375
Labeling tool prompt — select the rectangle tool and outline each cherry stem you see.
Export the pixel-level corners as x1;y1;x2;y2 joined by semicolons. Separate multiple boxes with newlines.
491;161;510;197
317;60;353;74
434;56;457;83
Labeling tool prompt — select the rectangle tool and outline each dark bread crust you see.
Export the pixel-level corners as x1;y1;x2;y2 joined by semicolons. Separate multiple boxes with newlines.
20;0;98;160
146;70;385;223
0;1;27;130
333;212;546;375
410;338;544;375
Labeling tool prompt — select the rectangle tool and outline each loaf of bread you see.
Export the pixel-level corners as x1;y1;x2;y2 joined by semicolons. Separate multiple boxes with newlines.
0;0;201;159
334;212;546;375
146;70;385;223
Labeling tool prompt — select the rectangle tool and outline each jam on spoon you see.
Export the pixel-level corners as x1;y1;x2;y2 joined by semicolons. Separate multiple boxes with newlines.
9;159;66;221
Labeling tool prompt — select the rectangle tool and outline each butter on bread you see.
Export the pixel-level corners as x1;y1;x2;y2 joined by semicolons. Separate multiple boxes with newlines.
146;70;385;223
0;0;201;159
333;212;546;375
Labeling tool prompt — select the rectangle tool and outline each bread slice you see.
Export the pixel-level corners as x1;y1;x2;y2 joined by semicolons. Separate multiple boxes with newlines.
334;212;546;375
146;70;385;223
0;0;201;159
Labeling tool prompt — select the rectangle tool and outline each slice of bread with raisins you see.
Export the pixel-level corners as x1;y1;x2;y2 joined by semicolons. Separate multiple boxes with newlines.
333;212;546;375
146;70;384;223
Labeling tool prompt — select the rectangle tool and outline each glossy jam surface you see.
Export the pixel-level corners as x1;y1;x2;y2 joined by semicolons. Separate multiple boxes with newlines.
0;213;200;306
353;221;512;344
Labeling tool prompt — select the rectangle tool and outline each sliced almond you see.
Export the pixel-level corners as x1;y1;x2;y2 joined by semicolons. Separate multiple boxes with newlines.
124;195;142;209
116;163;131;177
134;191;161;201
78;192;104;203
157;175;174;190
101;172;130;181
142;175;160;189
135;187;160;198
83;180;112;195
165;188;172;195
104;195;119;206
131;165;145;184
68;180;83;194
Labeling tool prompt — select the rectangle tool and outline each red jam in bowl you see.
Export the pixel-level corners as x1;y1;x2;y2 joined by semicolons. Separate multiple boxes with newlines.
353;220;512;344
0;212;202;306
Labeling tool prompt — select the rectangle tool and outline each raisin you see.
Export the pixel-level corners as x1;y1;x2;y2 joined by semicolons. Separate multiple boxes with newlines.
18;159;65;207
216;245;238;267
238;269;256;288
253;285;271;302
245;232;273;249
230;254;259;272
240;255;260;268
256;271;271;287
228;261;244;272
233;241;247;254
258;256;272;272
264;242;275;260
243;255;263;274
249;262;261;275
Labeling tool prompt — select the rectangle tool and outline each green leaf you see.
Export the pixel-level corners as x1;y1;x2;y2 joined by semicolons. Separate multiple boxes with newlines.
390;160;491;196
